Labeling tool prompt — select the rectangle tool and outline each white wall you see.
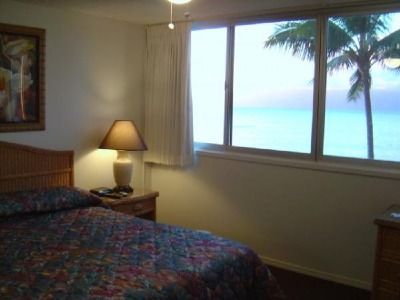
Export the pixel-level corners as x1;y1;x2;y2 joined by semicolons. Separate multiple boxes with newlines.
150;154;400;289
0;0;146;189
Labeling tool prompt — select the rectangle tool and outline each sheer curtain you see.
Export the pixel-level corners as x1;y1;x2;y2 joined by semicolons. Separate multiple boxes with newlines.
144;22;194;167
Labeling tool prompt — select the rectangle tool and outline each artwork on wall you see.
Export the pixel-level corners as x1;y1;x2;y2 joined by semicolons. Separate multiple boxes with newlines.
0;23;45;132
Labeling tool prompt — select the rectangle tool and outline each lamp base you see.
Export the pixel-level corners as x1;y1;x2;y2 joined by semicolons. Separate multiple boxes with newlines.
113;150;134;194
113;185;133;193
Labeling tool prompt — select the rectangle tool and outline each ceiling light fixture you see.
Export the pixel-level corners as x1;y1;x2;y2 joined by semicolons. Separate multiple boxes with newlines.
167;0;192;30
168;1;175;30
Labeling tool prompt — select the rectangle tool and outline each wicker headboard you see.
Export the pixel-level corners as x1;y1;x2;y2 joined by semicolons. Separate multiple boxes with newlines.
0;141;74;193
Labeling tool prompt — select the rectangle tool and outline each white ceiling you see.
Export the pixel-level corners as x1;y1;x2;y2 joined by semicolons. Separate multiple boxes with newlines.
12;0;362;25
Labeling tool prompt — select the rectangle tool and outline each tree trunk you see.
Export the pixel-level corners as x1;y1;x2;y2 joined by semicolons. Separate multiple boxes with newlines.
363;82;374;159
359;28;374;159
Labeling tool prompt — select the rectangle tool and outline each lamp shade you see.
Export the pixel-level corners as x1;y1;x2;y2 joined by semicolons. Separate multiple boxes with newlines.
168;0;192;4
99;120;147;151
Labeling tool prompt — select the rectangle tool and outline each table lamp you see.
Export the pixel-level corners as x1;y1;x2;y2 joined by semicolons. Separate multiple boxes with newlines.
99;120;147;193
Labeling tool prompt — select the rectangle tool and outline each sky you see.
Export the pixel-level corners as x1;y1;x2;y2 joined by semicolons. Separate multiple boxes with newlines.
191;12;400;111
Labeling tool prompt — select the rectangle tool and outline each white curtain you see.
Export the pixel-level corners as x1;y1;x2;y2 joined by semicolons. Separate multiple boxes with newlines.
144;22;194;167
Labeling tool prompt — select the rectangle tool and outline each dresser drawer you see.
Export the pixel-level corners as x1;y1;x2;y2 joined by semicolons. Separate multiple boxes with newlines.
382;227;400;255
377;258;400;284
113;198;155;216
375;230;400;297
375;286;399;300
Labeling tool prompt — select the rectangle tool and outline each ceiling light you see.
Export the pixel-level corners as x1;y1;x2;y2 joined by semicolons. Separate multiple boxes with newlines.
167;0;191;30
168;0;192;4
168;1;174;30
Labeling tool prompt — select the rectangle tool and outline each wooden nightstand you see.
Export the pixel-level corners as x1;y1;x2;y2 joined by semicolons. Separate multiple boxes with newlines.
101;189;159;221
372;205;400;300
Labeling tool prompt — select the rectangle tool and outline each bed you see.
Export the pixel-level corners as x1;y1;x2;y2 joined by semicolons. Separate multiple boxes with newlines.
0;141;284;299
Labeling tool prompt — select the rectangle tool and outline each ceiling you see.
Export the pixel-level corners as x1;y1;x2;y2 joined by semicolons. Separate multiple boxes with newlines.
12;0;361;25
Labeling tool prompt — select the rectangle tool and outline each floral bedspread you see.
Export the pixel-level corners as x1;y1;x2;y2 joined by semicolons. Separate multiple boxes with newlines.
0;205;284;299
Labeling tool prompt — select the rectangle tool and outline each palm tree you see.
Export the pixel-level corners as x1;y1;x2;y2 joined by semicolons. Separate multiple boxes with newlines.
265;14;400;159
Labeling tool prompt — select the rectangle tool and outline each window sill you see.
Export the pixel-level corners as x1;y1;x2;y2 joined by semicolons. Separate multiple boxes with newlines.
196;148;400;181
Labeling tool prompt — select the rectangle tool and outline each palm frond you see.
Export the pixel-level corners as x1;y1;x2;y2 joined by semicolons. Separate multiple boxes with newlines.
264;20;316;61
326;19;355;58
347;70;363;101
327;52;354;74
337;14;388;37
374;29;400;55
370;29;400;71
264;13;397;103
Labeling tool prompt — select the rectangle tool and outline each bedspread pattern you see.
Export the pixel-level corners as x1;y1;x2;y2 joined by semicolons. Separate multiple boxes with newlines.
0;207;283;299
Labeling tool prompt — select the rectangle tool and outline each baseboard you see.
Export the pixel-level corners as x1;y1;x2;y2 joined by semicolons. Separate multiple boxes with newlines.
260;255;371;291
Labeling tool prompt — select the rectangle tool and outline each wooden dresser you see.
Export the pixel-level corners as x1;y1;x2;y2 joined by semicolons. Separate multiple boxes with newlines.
372;205;400;300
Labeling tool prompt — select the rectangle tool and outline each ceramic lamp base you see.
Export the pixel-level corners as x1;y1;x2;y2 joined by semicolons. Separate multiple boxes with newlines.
113;150;134;193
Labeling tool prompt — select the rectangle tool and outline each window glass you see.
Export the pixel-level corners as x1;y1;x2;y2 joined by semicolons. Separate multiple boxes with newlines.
232;21;316;153
191;7;400;168
191;28;227;144
324;12;400;162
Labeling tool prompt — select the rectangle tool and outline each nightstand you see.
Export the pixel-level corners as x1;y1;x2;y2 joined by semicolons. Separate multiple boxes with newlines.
101;189;159;221
372;205;400;300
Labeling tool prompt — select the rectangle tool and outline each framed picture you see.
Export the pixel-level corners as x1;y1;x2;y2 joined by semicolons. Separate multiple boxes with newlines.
0;23;45;132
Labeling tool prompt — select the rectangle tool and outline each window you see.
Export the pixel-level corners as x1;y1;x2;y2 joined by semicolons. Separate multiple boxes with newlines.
191;6;400;166
324;12;400;162
191;28;227;144
232;22;315;153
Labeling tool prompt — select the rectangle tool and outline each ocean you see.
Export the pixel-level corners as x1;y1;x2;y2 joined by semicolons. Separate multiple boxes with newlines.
196;107;400;162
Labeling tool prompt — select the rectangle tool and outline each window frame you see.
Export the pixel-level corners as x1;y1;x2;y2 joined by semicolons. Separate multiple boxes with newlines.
192;1;400;171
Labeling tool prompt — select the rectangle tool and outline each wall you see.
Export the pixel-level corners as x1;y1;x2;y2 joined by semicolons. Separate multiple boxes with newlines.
150;153;400;289
0;0;146;189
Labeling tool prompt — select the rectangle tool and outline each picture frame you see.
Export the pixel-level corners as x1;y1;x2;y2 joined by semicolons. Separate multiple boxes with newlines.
0;23;45;132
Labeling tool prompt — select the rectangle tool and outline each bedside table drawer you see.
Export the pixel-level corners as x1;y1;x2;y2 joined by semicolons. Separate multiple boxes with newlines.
100;189;158;221
113;198;155;216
